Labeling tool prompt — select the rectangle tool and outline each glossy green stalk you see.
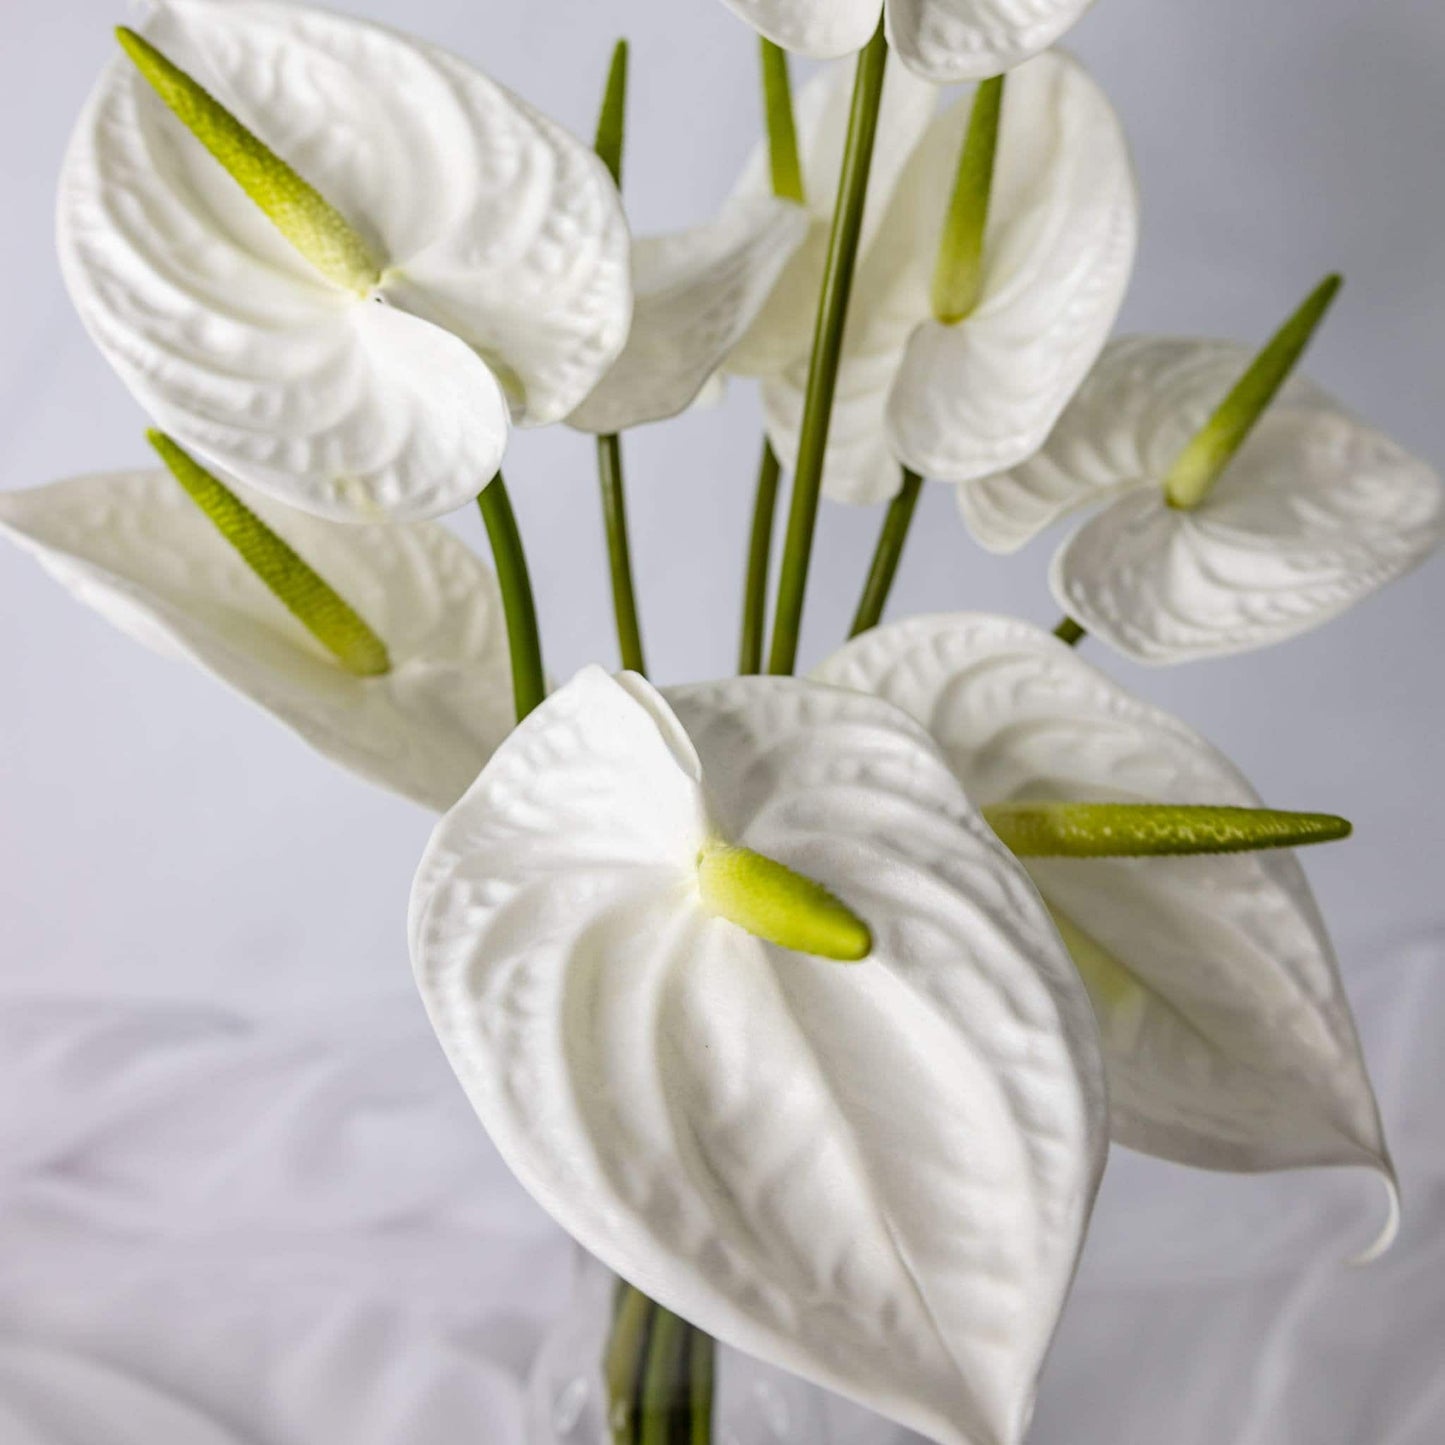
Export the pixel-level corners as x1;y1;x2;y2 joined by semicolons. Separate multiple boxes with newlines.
148;431;389;677
985;802;1353;858
591;41;648;676
605;1286;654;1445
638;1306;689;1445
739;442;783;673
759;39;805;204
476;474;546;722
850;469;923;637
768;20;890;675
931;76;1005;325
116;28;381;294
1165;274;1343;510
1054;617;1086;647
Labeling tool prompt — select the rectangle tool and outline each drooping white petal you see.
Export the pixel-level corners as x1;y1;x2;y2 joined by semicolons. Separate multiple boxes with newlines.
59;0;631;520
887;0;1098;82
412;666;1106;1445
1048;395;1445;663
716;0;884;60
0;470;513;810
959;337;1332;553
816;613;1397;1240
887;52;1137;487
566;197;809;434
726;58;939;379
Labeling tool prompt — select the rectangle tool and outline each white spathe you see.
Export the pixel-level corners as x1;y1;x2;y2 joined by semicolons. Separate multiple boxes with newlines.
816;613;1398;1256
566;196;810;435
58;0;632;523
763;50;1136;504
716;0;1097;82
411;666;1107;1445
0;469;513;811
963;337;1445;662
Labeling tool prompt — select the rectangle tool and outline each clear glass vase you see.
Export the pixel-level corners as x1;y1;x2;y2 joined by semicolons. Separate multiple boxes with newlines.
527;1250;841;1445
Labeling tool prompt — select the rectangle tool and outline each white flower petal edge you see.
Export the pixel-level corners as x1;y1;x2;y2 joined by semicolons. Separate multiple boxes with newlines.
888;0;1098;82
959;337;1334;554
567;196;810;434
816;614;1399;1257
716;0;885;61
59;0;631;521
0;471;512;810
411;666;1107;1445
887;51;1137;485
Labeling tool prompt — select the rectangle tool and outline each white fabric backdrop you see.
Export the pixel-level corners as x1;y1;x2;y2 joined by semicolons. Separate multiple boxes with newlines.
1;0;1443;1441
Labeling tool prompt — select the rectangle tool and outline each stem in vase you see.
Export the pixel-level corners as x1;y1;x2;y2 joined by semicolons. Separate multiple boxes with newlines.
849;468;923;638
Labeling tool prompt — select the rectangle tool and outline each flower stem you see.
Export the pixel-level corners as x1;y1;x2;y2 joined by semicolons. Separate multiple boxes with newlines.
605;1285;654;1445
1054;616;1086;647
476;474;546;722
739;441;782;673
767;20;890;675
849;469;923;638
597;433;648;674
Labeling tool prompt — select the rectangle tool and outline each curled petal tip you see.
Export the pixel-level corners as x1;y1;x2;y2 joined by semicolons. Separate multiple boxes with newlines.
1348;1168;1401;1267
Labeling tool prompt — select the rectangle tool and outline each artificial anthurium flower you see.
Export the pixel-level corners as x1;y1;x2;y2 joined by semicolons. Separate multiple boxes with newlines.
715;0;1096;82
762;50;1137;504
0;439;513;810
816;613;1399;1255
411;664;1108;1445
59;0;632;522
962;285;1445;661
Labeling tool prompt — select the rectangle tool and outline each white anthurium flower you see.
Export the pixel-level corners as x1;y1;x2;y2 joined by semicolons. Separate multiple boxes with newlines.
59;0;632;523
763;50;1137;505
0;463;513;811
716;0;1096;82
963;335;1445;662
815;613;1399;1257
411;665;1108;1445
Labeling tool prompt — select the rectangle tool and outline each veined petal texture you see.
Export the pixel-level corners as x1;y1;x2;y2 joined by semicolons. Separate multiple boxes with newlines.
59;0;631;520
0;469;512;809
412;667;1106;1445
716;0;885;60
816;613;1397;1251
888;0;1098;82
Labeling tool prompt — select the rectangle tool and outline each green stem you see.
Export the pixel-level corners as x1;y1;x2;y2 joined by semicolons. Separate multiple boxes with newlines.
739;442;782;674
759;39;805;204
476;474;546;722
849;469;923;638
1054;617;1086;647
931;75;1005;325
688;1327;715;1445
605;1286;654;1445
639;1306;690;1445
597;434;648;674
767;20;890;675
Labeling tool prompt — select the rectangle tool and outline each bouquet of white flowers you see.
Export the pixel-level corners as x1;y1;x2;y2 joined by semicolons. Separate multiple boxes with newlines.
5;2;1440;1442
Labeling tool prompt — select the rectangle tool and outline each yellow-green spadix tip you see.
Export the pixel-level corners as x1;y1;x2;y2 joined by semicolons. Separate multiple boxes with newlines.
697;843;872;962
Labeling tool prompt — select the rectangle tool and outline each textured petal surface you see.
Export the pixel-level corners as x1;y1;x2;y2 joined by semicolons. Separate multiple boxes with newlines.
716;0;884;60
567;197;809;434
727;58;938;379
887;52;1137;486
887;0;1098;82
412;667;1106;1445
816;613;1396;1218
961;337;1332;553
0;470;512;810
59;0;631;520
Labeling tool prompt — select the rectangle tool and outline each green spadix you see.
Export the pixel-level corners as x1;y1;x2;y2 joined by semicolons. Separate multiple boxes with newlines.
148;432;391;677
984;802;1352;858
697;841;872;962
593;39;629;188
1164;273;1342;510
931;75;1005;326
116;26;383;295
759;38;805;205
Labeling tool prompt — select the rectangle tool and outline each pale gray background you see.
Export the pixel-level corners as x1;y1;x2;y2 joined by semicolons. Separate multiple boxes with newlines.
0;2;1443;1442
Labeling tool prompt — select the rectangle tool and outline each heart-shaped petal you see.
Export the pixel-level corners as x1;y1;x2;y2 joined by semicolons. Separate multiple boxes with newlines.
59;0;631;520
411;666;1106;1445
887;0;1098;82
567;196;810;434
887;52;1137;486
959;337;1332;553
816;613;1398;1253
716;0;885;60
0;470;512;809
